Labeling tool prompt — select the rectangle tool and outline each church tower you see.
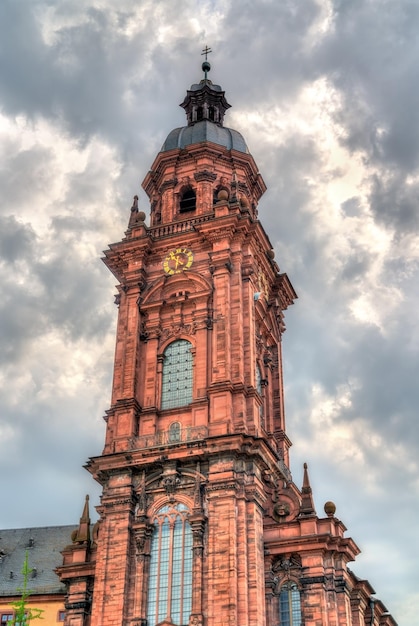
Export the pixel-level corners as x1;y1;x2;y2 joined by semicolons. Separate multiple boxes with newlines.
57;57;397;626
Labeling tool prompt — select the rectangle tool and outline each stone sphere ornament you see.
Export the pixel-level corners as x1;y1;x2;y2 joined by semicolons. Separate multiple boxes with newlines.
217;189;229;202
324;501;336;517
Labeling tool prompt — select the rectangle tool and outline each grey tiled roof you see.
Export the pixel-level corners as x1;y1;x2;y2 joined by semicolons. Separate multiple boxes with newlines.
0;526;75;596
161;120;249;153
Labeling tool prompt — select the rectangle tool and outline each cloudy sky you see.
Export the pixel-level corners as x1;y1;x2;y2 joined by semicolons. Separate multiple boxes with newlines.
0;0;418;623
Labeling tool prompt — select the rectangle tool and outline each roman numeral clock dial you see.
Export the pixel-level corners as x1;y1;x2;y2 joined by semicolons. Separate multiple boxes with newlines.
163;248;194;275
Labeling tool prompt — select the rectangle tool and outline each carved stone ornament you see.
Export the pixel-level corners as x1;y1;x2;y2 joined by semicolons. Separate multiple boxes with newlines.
162;474;181;494
134;524;153;556
194;464;202;507
161;469;182;495
135;471;147;516
272;554;302;575
159;178;178;193
273;501;291;520
139;322;149;341
194;170;217;182
161;322;196;341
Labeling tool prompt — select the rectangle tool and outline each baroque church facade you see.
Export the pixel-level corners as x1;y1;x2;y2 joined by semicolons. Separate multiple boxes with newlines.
8;60;396;626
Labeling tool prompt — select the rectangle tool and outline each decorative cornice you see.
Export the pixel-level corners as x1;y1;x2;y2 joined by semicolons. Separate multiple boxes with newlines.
205;227;236;244
300;575;326;586
65;600;91;611
159;177;178;193
102;497;134;509
206;482;237;494
194;170;217;182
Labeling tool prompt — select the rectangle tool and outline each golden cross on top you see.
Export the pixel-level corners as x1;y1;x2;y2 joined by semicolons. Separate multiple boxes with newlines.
201;45;212;60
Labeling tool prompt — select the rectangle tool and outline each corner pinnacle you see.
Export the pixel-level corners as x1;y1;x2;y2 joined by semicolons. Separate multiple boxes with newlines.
72;494;91;543
300;463;316;516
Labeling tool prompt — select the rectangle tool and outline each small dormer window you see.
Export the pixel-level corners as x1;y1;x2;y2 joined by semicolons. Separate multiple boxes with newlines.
180;187;196;213
168;421;181;443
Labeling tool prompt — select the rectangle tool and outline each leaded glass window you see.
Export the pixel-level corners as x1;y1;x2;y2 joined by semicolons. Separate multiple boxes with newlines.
256;362;264;424
256;363;262;395
280;582;302;626
147;503;193;626
161;340;193;410
168;421;181;442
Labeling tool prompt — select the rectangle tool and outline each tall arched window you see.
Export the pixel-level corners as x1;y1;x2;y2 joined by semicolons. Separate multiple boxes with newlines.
161;340;193;410
256;363;262;396
147;503;193;626
256;362;265;426
280;582;302;626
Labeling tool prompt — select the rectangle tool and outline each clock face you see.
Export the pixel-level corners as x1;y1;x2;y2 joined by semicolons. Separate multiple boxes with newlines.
163;248;194;275
258;271;269;300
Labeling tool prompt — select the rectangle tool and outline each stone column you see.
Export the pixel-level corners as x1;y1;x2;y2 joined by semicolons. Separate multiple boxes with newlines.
132;518;153;626
189;513;206;624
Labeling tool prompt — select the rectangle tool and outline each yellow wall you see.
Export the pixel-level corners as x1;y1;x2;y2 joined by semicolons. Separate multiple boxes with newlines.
0;597;66;625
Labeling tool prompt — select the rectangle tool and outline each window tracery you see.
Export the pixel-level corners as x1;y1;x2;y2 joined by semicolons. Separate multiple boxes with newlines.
147;503;193;626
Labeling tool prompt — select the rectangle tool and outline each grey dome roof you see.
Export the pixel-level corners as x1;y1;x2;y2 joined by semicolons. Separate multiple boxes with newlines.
161;120;248;153
189;81;223;92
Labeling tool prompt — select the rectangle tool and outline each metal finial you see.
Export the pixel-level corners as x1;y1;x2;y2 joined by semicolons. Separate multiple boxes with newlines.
201;45;212;80
201;45;212;61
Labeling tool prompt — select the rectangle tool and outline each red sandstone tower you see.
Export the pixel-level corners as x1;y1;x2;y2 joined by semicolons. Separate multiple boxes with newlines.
57;58;397;626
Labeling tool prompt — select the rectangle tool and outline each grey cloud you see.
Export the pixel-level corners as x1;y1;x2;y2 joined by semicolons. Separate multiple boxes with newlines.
0;145;56;213
0;3;137;140
32;252;114;342
0;2;205;151
0;216;36;263
368;172;419;232
219;0;321;98
315;1;419;169
348;327;419;432
341;197;362;217
338;248;372;283
0;2;52;116
0;293;45;362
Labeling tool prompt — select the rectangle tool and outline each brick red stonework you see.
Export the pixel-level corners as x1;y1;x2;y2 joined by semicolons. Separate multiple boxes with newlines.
57;71;397;626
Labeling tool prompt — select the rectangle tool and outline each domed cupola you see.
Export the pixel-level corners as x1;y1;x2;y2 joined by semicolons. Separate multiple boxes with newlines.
180;57;231;127
161;58;248;153
142;52;265;227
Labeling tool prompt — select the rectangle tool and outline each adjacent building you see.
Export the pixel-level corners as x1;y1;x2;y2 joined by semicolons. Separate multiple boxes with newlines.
0;526;69;624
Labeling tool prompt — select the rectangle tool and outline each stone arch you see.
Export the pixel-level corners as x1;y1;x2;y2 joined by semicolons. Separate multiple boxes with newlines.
141;271;212;306
147;492;195;519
